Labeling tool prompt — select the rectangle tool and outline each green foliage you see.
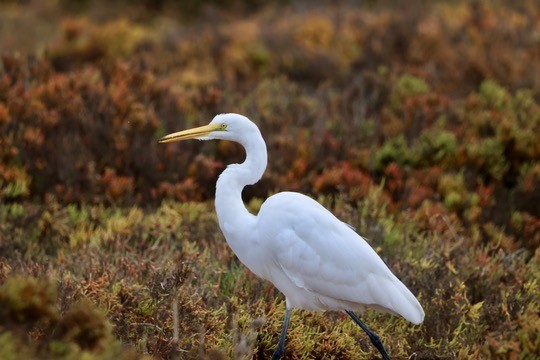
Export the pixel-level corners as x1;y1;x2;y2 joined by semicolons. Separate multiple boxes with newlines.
437;172;480;215
396;74;430;97
479;80;509;110
413;128;457;166
466;137;510;181
374;135;415;172
389;74;430;112
0;177;29;200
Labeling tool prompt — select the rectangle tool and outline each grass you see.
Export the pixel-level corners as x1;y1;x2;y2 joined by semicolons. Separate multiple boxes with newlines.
1;194;538;359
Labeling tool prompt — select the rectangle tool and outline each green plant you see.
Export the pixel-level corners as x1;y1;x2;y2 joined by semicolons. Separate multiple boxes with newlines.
374;135;416;172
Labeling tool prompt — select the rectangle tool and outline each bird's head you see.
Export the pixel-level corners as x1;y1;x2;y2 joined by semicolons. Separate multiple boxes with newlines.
159;113;260;144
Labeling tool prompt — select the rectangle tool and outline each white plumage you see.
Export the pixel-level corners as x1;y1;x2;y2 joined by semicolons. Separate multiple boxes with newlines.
257;192;424;323
159;113;424;359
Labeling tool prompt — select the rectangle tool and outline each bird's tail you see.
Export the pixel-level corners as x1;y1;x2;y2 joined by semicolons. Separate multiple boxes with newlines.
388;278;425;324
363;272;425;325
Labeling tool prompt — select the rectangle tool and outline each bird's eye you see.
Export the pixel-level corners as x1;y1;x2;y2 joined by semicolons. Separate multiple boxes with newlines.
220;123;228;130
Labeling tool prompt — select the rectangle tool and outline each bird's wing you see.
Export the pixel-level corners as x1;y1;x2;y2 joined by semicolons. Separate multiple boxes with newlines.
257;192;424;324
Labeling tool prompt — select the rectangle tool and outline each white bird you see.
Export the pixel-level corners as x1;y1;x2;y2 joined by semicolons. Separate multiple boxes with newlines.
159;113;424;360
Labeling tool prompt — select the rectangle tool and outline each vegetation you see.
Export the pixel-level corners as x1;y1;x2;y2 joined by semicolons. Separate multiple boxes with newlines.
0;0;538;359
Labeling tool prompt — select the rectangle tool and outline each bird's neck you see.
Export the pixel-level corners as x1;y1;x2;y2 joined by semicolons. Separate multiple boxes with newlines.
214;134;268;242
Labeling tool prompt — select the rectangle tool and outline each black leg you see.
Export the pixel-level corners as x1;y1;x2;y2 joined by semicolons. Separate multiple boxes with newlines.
272;308;291;360
345;310;391;360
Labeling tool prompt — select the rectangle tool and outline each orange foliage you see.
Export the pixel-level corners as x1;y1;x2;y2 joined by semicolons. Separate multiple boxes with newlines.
313;162;373;201
0;0;536;252
100;169;134;201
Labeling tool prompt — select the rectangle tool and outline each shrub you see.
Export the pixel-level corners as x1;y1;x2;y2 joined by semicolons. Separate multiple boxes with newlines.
374;135;416;172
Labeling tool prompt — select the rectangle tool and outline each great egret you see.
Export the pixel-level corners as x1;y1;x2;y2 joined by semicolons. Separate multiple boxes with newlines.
159;113;424;360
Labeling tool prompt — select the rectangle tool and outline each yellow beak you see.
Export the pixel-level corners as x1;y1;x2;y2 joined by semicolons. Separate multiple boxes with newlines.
158;123;221;143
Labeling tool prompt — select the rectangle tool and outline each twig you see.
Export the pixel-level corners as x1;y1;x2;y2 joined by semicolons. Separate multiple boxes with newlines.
435;214;460;242
173;300;179;343
130;322;164;333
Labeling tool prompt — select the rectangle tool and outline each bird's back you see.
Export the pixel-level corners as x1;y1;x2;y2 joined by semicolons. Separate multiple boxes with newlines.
254;192;424;325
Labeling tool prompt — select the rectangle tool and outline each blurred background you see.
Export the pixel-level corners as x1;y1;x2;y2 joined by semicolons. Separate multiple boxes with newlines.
0;0;538;359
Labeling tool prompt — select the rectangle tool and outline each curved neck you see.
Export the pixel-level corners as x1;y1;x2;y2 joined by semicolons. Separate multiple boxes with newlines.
214;131;267;240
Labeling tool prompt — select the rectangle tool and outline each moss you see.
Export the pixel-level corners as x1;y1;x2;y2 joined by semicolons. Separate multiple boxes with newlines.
54;300;110;350
0;276;148;359
1;197;538;357
0;277;58;325
0;331;31;360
